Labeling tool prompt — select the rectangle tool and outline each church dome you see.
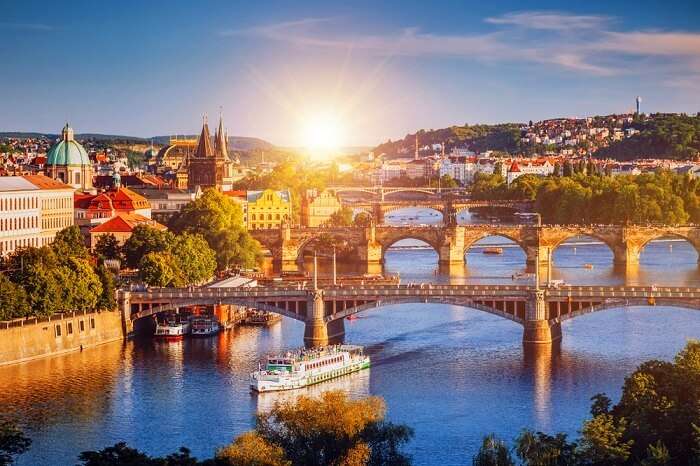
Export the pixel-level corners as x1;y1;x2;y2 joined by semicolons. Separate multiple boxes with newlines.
46;124;90;166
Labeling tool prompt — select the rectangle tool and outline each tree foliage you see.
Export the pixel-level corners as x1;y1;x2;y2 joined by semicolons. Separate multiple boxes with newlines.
122;225;173;269
139;252;184;287
170;234;217;285
0;275;30;321
94;234;123;262
169;189;261;271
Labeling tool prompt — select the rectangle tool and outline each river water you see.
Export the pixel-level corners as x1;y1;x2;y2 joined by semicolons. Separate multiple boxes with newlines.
2;209;700;465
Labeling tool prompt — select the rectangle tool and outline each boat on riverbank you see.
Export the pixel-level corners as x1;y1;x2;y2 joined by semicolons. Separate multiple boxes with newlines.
154;317;190;340
250;345;370;392
243;310;282;326
190;316;220;337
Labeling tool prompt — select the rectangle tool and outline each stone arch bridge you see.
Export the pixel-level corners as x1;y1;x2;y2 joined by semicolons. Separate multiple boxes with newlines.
119;284;700;347
251;224;700;270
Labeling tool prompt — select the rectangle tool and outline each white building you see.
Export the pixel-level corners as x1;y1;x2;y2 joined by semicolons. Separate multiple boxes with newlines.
0;175;74;256
439;156;477;184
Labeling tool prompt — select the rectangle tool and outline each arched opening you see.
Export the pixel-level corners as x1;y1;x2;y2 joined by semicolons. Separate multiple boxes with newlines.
383;238;439;280
298;234;360;277
639;235;700;286
551;235;617;286
464;235;526;283
384;207;443;226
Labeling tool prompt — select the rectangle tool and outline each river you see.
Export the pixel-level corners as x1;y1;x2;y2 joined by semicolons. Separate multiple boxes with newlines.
2;209;700;465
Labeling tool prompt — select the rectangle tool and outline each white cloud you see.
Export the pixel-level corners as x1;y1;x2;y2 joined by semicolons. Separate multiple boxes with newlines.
229;11;700;81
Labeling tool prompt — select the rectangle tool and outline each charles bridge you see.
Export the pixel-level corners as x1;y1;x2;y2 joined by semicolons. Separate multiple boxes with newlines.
119;283;700;347
250;223;700;270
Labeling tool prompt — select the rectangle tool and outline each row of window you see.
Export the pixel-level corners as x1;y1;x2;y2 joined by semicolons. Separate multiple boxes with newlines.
42;197;72;210
54;317;96;337
0;235;52;253
43;216;72;230
250;213;286;221
0;216;38;231
0;196;38;211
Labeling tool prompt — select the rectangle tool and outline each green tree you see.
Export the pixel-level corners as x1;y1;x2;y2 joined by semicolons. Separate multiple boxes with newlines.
139;252;184;287
353;212;373;227
52;225;89;259
122;225;173;269
56;258;103;312
93;234;123;262
0;420;31;466
563;161;573;177
169;189;261;271
170;233;217;285
0;275;30;321
95;262;116;310
472;435;514;466
579;414;632;465
514;430;578;465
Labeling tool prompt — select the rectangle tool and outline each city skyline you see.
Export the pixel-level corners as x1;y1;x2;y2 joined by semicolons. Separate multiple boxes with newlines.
2;0;700;146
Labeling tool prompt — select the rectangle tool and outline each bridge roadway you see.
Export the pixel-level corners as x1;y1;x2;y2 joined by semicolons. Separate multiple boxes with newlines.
251;223;700;271
118;283;700;347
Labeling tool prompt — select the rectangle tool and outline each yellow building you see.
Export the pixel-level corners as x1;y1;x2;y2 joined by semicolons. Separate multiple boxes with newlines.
301;189;342;227
246;189;292;230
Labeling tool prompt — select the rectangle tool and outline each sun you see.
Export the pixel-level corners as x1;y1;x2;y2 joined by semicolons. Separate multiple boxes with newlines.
301;113;344;154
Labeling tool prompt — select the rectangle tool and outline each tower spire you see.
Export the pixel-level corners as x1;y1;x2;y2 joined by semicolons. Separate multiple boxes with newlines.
216;109;227;159
194;115;213;158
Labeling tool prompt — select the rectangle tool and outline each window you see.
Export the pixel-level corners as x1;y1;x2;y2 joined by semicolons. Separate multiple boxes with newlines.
90;318;95;329
79;320;85;332
55;324;62;337
67;322;73;335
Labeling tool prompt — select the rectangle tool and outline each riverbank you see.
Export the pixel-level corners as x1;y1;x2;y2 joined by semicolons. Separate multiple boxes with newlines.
0;310;126;366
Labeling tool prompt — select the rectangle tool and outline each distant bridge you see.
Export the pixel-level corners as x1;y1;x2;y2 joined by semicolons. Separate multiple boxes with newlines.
119;284;700;347
251;224;700;271
327;186;468;200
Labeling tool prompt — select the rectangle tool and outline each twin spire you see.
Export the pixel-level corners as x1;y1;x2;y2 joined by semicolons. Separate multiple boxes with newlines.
194;112;228;159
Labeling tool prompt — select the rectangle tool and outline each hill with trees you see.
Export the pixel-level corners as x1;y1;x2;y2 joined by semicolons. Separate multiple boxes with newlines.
594;114;700;161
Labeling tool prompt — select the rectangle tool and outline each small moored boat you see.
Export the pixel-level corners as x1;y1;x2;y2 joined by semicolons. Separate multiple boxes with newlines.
155;317;190;340
190;316;220;337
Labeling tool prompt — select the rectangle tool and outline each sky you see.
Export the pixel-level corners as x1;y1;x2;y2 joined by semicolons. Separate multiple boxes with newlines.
1;0;700;146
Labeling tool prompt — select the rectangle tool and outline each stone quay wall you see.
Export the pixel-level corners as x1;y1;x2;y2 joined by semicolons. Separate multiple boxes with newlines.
0;310;126;366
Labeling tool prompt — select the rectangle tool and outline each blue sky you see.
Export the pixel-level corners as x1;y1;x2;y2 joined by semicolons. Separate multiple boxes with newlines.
1;0;700;146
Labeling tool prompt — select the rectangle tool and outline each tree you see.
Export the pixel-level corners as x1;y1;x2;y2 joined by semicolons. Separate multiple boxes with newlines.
170;233;217;285
0;275;30;321
122;225;173;269
563;161;573;177
139;252;184;287
226;391;413;466
578;414;632;465
326;206;355;227
216;432;290;466
169;189;262;271
56;258;102;312
472;435;514;466
94;234;123;262
0;421;31;466
95;262;116;310
353;212;373;228
52;225;89;260
514;430;578;465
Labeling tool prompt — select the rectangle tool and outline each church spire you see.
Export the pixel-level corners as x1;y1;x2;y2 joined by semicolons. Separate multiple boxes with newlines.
215;111;228;159
195;115;213;158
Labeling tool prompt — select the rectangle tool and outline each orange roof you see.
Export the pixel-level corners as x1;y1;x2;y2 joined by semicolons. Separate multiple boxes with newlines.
509;162;521;173
90;212;166;234
75;186;150;212
23;174;74;190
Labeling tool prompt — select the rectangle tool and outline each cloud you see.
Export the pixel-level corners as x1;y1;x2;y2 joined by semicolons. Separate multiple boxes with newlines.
0;22;54;31
485;11;611;31
229;11;700;80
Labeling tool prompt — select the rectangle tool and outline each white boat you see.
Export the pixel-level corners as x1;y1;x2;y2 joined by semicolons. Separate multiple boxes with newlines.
250;345;370;392
154;318;190;340
190;316;220;337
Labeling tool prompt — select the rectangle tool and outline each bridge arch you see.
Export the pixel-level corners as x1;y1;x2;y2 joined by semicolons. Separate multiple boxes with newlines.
327;297;525;325
550;234;615;265
637;233;700;260
558;298;700;322
380;235;441;262
131;298;307;322
383;205;445;222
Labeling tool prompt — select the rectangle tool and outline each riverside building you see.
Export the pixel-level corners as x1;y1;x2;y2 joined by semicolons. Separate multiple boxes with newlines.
0;174;74;256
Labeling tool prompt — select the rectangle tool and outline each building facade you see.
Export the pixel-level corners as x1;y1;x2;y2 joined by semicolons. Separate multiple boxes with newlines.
246;189;292;230
301;189;342;227
187;116;239;191
74;186;152;228
0;175;74;256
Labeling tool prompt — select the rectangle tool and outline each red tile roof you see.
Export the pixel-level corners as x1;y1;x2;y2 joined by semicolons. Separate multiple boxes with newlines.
90;212;166;234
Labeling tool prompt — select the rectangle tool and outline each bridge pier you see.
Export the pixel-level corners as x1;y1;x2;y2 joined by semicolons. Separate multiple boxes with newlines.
117;290;134;339
438;226;466;265
523;290;561;346
303;291;345;347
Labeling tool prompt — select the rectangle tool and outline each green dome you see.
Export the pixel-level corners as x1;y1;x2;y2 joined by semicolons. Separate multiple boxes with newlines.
46;124;90;167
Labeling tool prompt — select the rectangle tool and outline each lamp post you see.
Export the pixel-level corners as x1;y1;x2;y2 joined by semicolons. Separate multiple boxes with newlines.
313;251;318;290
332;246;337;286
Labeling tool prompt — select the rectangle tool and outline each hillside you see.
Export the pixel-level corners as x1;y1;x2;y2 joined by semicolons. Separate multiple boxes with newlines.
374;123;522;157
0;132;275;151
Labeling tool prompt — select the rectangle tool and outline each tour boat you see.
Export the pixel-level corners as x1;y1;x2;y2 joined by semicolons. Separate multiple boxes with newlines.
583;263;594;269
154;318;190;340
190;316;220;337
483;247;504;255
243;310;282;326
250;345;370;392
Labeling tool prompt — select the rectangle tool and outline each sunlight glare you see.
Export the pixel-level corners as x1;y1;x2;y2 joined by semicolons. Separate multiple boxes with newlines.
301;113;344;154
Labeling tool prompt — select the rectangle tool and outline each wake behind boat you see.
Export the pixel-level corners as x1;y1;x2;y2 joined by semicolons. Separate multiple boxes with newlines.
250;345;370;392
